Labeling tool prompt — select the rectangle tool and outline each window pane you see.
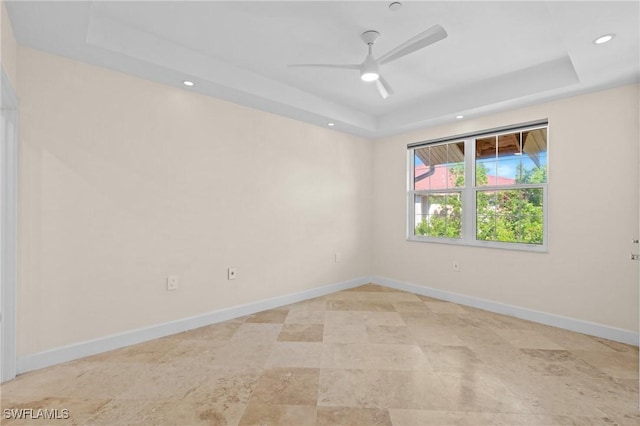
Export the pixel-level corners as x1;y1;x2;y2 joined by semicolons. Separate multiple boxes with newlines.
521;128;547;183
414;142;464;191
476;189;544;245
497;132;521;157
496;132;521;185
448;142;465;188
414;192;462;239
476;190;496;241
520;188;544;244
475;136;496;186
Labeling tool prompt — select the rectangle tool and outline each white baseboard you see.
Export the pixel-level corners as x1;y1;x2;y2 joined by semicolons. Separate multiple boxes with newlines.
16;277;368;375
16;274;638;375
371;276;639;346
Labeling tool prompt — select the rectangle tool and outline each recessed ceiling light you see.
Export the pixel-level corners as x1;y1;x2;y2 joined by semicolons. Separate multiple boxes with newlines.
389;2;403;11
456;115;464;119
327;122;335;127
183;80;195;87
594;34;615;45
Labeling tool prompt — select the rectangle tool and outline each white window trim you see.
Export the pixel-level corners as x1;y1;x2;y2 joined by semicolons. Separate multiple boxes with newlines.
407;123;548;253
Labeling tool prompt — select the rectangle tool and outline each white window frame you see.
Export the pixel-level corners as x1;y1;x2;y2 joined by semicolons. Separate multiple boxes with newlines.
407;121;548;252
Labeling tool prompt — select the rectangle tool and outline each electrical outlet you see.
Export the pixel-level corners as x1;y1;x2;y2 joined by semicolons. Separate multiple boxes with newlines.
167;275;179;291
228;267;237;280
452;261;460;272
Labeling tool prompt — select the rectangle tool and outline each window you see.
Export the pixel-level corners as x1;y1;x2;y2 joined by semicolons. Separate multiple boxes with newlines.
412;141;465;239
408;122;548;251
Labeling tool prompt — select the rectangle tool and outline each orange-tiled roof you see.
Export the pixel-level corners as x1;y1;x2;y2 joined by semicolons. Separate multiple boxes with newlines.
414;164;515;190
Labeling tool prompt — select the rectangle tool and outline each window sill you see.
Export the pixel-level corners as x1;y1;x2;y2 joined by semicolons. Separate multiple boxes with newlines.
407;236;548;253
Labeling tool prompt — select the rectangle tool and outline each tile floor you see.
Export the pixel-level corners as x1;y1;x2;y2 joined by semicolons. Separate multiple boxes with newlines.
1;284;638;425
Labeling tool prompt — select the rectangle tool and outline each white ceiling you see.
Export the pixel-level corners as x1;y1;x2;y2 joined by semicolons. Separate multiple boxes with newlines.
6;1;640;138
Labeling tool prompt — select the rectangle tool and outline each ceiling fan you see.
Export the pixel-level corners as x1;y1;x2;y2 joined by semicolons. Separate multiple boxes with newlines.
289;25;448;99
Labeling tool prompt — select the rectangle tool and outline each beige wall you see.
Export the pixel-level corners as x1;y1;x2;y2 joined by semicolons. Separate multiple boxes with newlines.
17;47;372;355
12;37;640;357
1;1;17;86
372;84;640;332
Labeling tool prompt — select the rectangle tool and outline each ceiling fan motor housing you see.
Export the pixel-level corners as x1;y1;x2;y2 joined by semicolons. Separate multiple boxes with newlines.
360;31;381;81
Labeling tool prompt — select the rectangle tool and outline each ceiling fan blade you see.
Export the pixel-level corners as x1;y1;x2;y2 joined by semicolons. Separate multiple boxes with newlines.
376;76;394;99
378;24;447;65
288;64;360;70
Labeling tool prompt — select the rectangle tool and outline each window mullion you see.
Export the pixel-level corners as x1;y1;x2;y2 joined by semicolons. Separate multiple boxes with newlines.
464;138;475;244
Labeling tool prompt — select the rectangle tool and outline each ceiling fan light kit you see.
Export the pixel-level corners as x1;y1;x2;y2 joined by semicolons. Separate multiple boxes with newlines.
360;71;379;82
289;25;447;99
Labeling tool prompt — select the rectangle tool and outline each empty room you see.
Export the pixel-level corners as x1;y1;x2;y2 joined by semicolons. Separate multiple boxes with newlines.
0;1;639;425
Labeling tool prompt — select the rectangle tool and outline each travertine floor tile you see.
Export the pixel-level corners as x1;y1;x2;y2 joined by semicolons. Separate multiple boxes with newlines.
80;336;180;364
497;373;615;418
322;322;369;343
391;301;430;313
316;406;392;425
388;409;601;426
572;349;639;379
238;404;317;426
284;310;325;324
321;343;432;371
278;323;324;342
265;342;324;368
517;348;609;380
416;294;442;302
590;336;638;352
171;318;244;341
155;338;226;369
209;341;274;368
344;284;398;292
90;399;246;425
180;367;261;405
326;299;396;312
542;327;619;352
1;362;101;399
424;301;470;315
245;309;289;323
491;328;566;350
406;323;465;346
318;368;452;410
327;290;420;303
609;412;640;426
283;298;327;312
450;324;511;349
249;367;319;405
366;325;417;345
437;372;534;414
325;310;405;326
229;323;283;344
420;344;485;373
2;283;637;425
114;362;208;401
